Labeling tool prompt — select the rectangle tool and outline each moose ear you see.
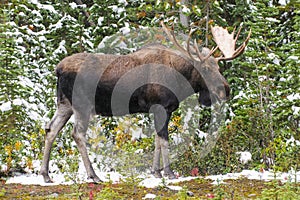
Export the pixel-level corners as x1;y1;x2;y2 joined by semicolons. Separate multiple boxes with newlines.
211;25;251;61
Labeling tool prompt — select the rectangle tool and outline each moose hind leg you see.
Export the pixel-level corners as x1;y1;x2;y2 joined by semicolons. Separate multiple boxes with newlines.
72;111;101;183
40;106;72;183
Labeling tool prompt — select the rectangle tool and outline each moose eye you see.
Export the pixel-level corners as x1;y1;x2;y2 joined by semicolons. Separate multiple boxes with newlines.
210;60;218;68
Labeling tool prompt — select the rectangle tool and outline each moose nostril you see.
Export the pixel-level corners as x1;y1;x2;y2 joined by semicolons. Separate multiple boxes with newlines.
217;83;230;100
226;85;230;96
224;83;230;98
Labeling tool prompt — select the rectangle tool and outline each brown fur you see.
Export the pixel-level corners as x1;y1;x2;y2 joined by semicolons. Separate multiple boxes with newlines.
56;53;88;73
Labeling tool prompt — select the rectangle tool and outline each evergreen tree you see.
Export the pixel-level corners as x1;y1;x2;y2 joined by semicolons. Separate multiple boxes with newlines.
0;0;37;173
221;0;299;171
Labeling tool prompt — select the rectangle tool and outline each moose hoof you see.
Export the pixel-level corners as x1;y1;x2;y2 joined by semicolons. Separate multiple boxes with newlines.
151;170;163;178
89;175;102;183
167;173;176;179
41;174;53;183
164;171;176;179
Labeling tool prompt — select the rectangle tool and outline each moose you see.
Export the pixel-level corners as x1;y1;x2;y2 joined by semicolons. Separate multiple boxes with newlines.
40;22;251;183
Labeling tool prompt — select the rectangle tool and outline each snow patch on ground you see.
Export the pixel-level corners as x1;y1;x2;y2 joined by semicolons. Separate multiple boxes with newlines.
206;169;300;185
5;167;300;189
4;155;300;188
6;174;67;186
142;193;156;199
5;171;122;186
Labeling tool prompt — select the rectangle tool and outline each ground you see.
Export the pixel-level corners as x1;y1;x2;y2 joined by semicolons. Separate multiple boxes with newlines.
1;176;300;199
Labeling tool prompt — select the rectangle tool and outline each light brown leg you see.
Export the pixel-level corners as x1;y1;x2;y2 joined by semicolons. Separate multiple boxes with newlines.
152;105;176;179
71;111;101;182
40;105;72;183
152;134;162;178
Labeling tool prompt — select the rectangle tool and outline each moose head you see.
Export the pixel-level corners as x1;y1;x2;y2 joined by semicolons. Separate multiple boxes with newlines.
161;21;251;106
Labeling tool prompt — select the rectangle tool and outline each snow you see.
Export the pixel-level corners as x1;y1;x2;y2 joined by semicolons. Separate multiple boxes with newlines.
279;0;288;5
131;127;147;140
286;136;300;146
98;17;104;26
109;5;125;17
15;37;24;44
206;169;300;184
118;0;128;5
0;101;12;112
38;4;57;14
49;19;63;30
142;193;156;199
291;106;300;115
167;185;183;190
233;90;247;100
5;171;122;186
183;108;193;129
69;2;77;9
53;40;67;55
139;177;163;188
268;53;280;65
181;5;191;14
6;174;66;186
287;55;298;60
236;151;252;164
139;176;197;188
32;10;42;18
171;134;184;145
287;93;300;101
266;17;280;23
1;152;300;188
229;107;235;117
5;167;300;190
28;0;38;4
120;26;131;35
196;130;207;139
12;99;23;106
1;164;8;172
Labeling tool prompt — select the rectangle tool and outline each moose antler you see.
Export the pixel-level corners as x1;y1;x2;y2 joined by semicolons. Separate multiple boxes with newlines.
160;21;217;62
211;25;251;61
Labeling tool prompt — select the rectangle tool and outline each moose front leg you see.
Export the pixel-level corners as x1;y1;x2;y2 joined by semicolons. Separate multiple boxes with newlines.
152;134;162;178
160;137;176;179
152;135;176;179
152;106;176;179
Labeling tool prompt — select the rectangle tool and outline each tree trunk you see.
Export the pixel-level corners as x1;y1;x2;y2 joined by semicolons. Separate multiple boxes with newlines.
179;0;190;27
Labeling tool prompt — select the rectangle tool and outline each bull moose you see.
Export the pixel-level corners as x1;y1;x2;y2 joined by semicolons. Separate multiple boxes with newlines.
40;22;251;183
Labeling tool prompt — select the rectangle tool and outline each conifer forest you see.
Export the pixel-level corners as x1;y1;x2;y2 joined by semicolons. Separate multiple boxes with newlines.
0;0;299;199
